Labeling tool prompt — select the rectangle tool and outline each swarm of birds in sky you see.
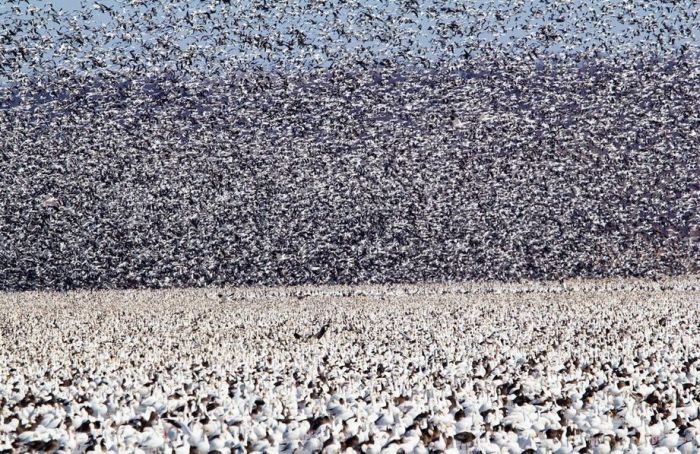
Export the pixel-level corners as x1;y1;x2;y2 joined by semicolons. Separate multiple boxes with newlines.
1;0;699;290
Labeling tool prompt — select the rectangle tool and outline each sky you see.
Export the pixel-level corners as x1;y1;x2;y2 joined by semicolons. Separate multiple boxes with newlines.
21;0;700;51
3;0;699;83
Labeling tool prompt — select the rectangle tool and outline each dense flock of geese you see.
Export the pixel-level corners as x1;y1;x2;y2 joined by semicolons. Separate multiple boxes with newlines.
1;0;699;291
1;277;699;452
2;2;700;452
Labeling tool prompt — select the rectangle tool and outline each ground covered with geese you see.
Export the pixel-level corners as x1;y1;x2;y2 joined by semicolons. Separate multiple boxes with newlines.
1;276;699;453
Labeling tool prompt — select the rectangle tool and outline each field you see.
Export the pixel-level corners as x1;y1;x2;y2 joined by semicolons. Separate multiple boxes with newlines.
1;276;699;453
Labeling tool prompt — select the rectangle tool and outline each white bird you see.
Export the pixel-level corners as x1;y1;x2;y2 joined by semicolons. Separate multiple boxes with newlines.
41;196;60;208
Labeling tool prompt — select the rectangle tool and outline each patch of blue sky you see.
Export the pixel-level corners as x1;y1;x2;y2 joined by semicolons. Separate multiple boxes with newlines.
1;0;698;83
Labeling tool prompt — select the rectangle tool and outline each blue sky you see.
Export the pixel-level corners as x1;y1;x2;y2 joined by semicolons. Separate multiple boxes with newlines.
6;0;700;79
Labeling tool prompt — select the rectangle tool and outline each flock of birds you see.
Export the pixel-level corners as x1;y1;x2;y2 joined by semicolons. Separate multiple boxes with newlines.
2;2;700;453
0;0;699;291
1;277;700;452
